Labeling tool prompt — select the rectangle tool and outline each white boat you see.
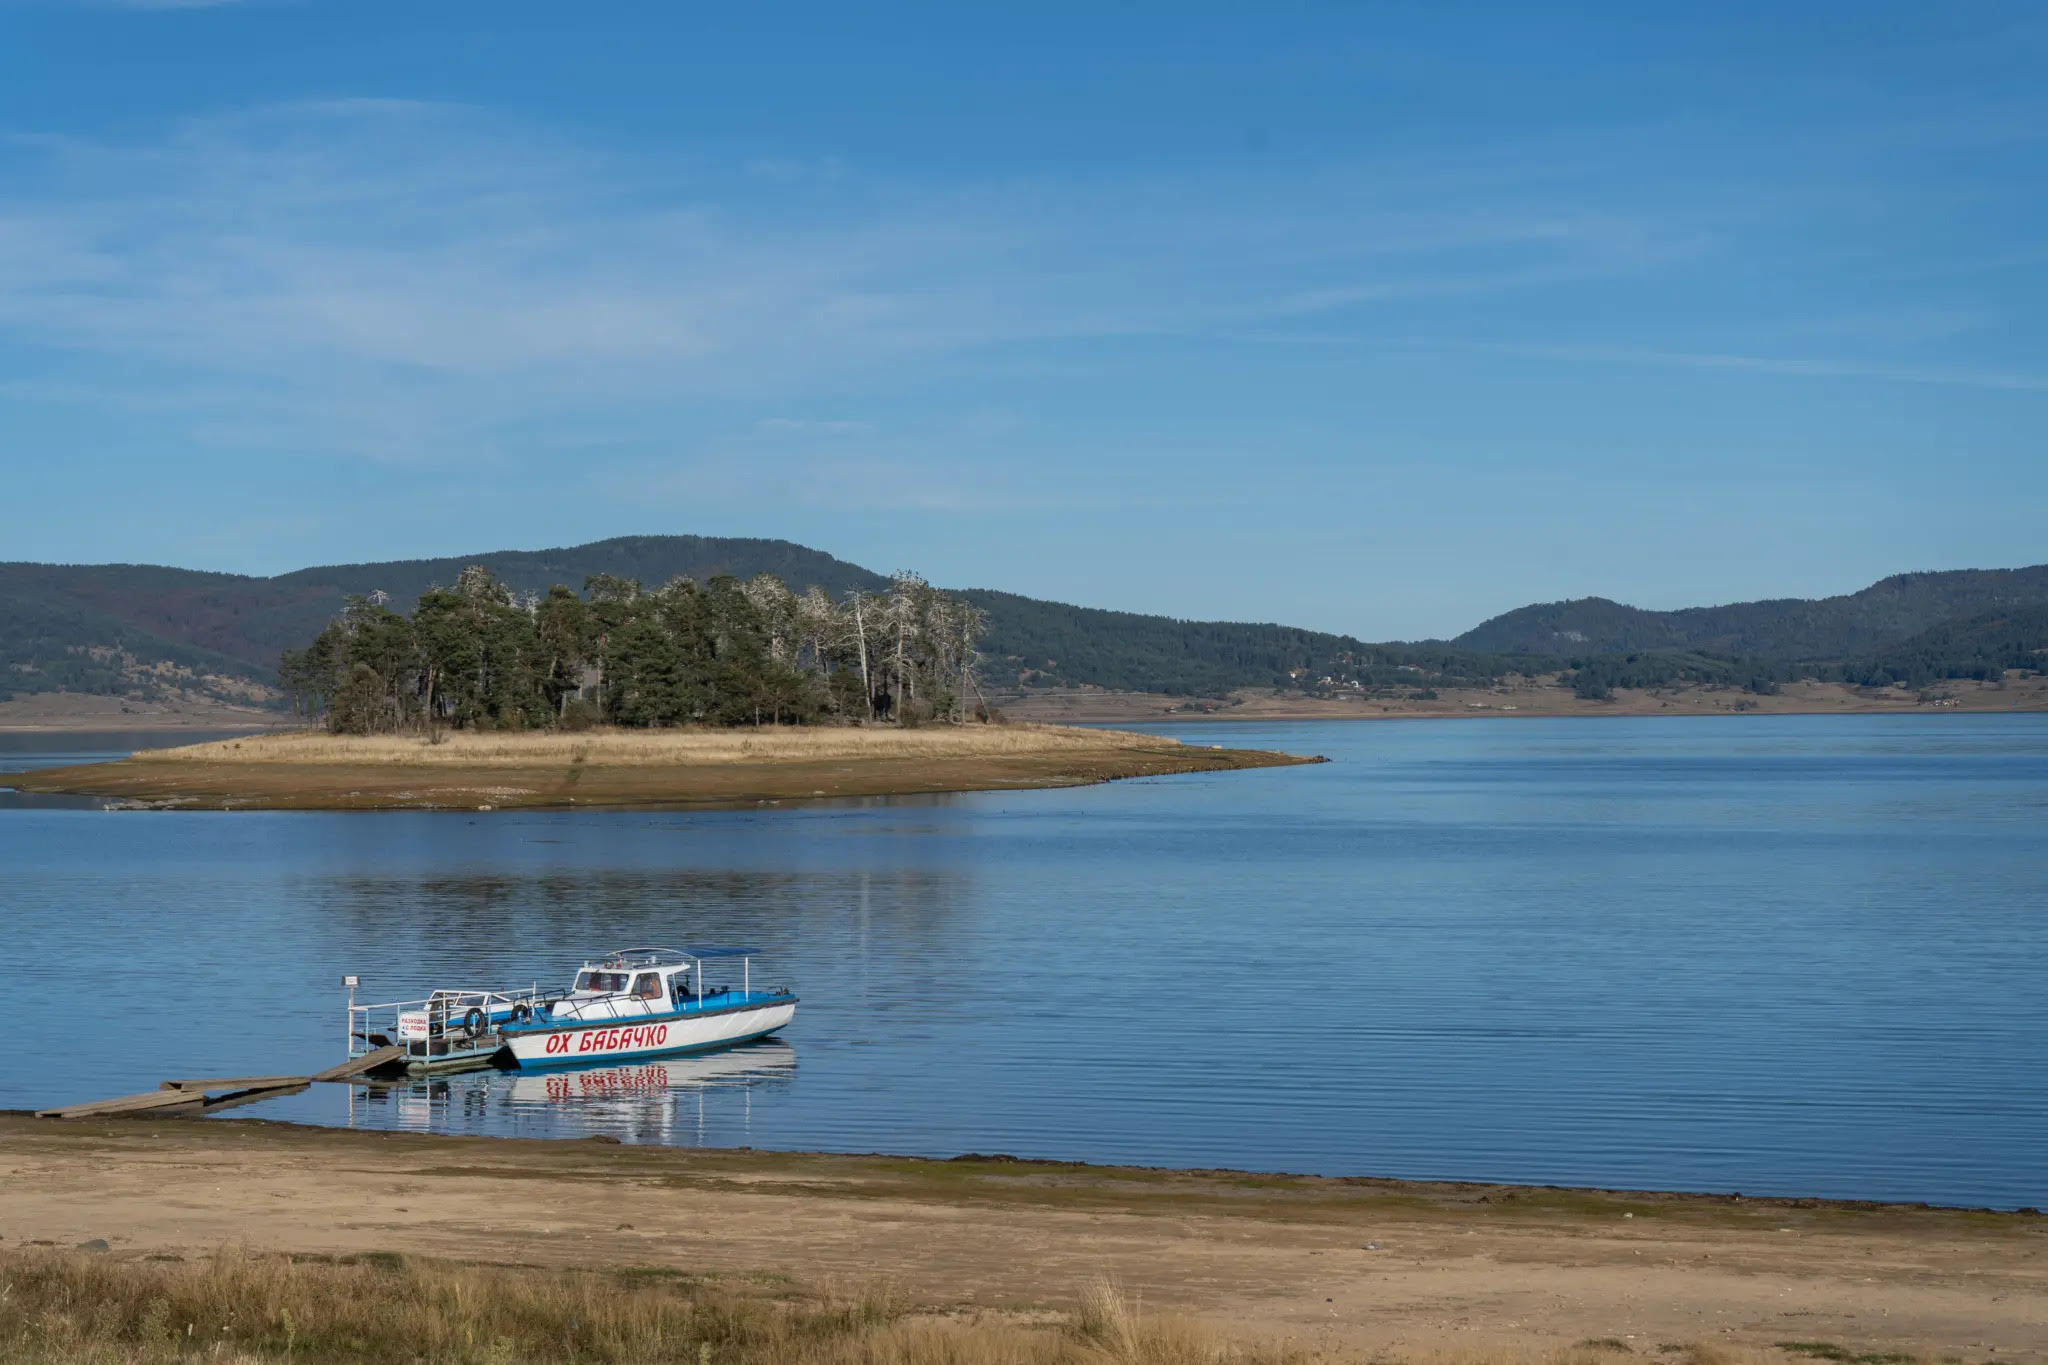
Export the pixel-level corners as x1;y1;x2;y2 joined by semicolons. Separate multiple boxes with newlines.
498;946;796;1069
343;946;796;1074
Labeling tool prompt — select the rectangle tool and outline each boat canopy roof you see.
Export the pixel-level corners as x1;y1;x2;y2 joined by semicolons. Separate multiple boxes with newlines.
592;945;764;970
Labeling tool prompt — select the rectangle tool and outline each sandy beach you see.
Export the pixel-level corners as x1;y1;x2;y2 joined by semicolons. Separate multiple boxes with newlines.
1;1115;2040;1362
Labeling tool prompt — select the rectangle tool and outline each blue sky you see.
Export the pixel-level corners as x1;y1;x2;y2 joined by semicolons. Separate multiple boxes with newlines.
2;3;2044;639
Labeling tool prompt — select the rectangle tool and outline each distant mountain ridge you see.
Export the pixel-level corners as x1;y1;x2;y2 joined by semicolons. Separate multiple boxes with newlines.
4;537;2047;705
1454;567;2048;659
0;537;889;685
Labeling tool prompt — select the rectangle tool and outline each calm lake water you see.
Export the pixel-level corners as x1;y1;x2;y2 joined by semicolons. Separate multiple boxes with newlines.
3;716;2045;1208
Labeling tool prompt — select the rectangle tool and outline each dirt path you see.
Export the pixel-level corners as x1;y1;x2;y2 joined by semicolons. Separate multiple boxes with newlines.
2;1116;2039;1360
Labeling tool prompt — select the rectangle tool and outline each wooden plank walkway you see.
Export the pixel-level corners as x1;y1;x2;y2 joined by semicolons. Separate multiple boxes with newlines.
199;1083;310;1115
36;1089;210;1120
312;1045;403;1083
38;1044;407;1120
160;1075;310;1092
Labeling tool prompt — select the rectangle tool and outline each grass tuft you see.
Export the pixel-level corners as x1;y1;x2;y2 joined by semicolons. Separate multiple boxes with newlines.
1778;1344;1917;1365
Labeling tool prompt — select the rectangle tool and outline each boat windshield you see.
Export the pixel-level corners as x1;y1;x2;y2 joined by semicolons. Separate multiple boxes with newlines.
573;970;630;993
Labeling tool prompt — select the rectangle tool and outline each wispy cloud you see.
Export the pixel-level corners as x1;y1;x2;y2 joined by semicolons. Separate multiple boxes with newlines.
85;0;247;9
611;410;1098;515
1227;331;2048;395
0;95;2014;479
0;101;1670;465
754;418;875;436
1537;344;2048;394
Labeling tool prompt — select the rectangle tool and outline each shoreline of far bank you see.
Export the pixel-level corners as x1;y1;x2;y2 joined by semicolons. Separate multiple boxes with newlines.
2;1113;2040;1361
3;723;1321;811
8;672;2044;733
0;690;285;733
0;720;281;734
996;673;2048;726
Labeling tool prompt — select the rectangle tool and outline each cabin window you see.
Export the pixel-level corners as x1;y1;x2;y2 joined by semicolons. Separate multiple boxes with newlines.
632;973;663;1000
575;970;628;993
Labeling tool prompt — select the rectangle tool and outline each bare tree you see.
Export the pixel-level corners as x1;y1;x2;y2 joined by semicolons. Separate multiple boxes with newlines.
887;572;929;718
844;590;877;720
795;585;837;677
742;574;799;666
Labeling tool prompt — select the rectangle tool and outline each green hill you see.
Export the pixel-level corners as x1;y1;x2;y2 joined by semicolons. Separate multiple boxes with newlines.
1455;567;2048;658
955;588;1521;696
2;537;1515;703
5;538;2047;707
0;580;263;698
1843;604;2048;687
0;538;890;703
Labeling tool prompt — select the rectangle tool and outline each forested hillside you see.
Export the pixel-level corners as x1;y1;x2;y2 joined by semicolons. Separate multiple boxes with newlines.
1841;604;2048;687
1;537;1528;703
0;583;261;701
270;536;888;626
5;538;2047;708
959;588;1529;696
0;537;887;692
1457;567;2048;658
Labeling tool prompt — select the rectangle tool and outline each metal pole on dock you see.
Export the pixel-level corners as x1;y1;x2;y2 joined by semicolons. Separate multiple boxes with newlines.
343;975;359;1058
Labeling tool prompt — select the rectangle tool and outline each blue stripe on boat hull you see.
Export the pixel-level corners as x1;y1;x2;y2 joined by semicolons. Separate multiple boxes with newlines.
507;1022;793;1071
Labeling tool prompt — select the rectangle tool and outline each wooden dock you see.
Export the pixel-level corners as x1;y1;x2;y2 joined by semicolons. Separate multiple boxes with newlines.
35;1046;405;1120
312;1045;404;1082
160;1074;310;1092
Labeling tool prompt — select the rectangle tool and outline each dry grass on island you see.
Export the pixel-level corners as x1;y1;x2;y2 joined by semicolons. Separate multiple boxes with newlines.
8;723;1320;810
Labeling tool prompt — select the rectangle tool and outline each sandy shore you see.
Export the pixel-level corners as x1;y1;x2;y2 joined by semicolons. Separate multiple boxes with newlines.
0;690;283;732
5;723;1319;810
998;675;2048;725
1;1114;2039;1361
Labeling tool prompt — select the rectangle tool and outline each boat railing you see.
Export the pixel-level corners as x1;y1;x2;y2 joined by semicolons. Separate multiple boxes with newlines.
674;983;797;1011
347;984;548;1060
542;982;795;1024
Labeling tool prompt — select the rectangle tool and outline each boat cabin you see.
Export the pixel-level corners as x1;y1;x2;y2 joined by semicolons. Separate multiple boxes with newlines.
547;946;765;1023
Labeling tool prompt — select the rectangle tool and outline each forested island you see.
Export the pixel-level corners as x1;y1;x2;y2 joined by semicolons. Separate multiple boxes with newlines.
277;565;987;733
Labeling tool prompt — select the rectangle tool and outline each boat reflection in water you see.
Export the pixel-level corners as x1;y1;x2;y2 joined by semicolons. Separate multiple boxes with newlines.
347;1039;796;1146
